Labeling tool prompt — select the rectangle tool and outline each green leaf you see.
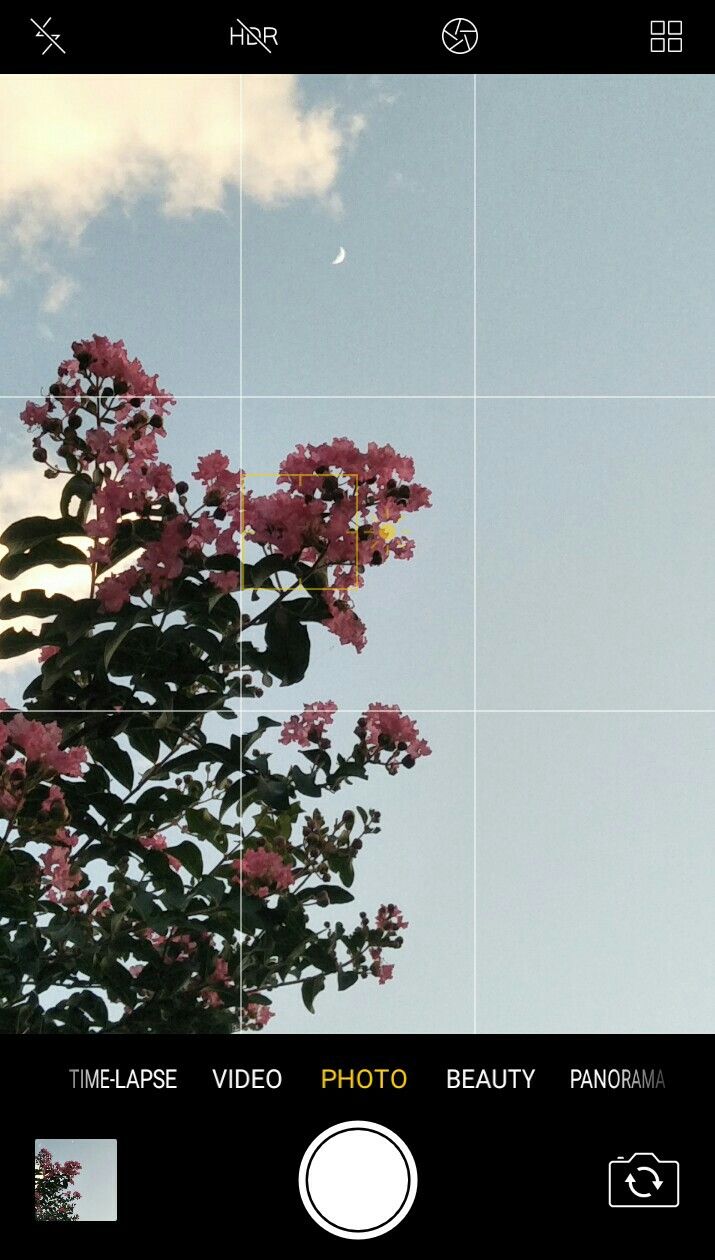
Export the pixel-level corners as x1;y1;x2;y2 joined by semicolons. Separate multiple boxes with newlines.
102;607;152;671
100;960;136;1006
243;554;300;589
218;779;243;820
0;589;73;621
264;604;310;686
169;841;203;879
133;890;171;931
185;807;226;850
301;973;326;1014
60;473;94;521
76;990;109;1028
255;774;291;811
290;765;322;797
91;738;134;791
0;538;88;580
127;725;162;763
0;515;85;556
189;876;224;905
239;716;281;757
0;627;39;659
297;885;355;905
337;970;359;992
331;852;355;888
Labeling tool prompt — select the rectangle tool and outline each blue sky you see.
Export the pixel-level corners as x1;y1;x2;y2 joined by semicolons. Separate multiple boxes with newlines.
2;73;714;1033
0;73;477;1035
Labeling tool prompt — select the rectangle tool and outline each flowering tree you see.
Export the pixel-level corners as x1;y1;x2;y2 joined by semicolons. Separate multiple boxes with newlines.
35;1147;81;1221
0;338;431;1032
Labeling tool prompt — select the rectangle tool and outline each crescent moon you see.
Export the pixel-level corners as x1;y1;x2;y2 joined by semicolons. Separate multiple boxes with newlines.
332;246;346;265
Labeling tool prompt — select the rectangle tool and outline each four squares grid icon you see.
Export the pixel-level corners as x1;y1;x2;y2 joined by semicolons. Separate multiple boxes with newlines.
650;18;683;53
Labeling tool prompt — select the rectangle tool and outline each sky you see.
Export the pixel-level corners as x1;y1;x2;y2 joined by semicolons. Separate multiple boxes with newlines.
1;73;714;1033
35;1138;117;1222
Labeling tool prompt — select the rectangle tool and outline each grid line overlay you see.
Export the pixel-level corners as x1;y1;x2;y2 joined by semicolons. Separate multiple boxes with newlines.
238;72;244;1031
472;74;477;1036
7;76;699;1037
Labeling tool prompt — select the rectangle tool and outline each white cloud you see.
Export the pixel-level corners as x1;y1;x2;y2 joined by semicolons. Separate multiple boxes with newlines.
0;75;360;247
41;274;77;314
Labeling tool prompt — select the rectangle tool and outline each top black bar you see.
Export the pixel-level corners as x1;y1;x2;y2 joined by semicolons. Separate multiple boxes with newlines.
2;10;713;73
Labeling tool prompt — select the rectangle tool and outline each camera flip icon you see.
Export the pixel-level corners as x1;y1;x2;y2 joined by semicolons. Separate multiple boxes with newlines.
608;1152;679;1207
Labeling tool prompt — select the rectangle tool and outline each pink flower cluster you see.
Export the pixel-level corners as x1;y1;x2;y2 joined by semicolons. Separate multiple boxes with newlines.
280;700;337;747
20;343;431;675
232;848;295;899
361;703;431;772
140;927;212;966
0;707;100;908
242;1002;274;1029
140;833;182;871
200;957;236;1009
242;437;431;652
376;904;409;934
0;710;88;831
369;950;395;985
35;1147;82;1184
0;714;87;777
67;335;174;414
42;835;81;894
280;701;430;775
369;904;409;985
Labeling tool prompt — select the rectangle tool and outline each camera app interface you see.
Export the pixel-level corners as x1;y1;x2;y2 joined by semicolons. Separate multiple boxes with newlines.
0;11;709;1240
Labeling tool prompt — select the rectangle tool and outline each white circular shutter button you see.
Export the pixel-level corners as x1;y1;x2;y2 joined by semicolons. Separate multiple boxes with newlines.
298;1119;418;1239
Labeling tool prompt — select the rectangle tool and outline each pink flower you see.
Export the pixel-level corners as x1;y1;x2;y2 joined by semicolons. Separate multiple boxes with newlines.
211;958;234;985
42;845;81;892
323;596;367;652
201;990;224;1009
20;400;52;429
40;784;66;815
280;700;337;747
243;490;325;558
376;904;409;933
5;715;88;777
38;645;60;664
69;335;175;415
140;833;168;851
360;704;431;769
232;848;295;898
210;570;239;593
97;568;141;613
138;516;189;592
140;833;182;870
244;1002;274;1028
